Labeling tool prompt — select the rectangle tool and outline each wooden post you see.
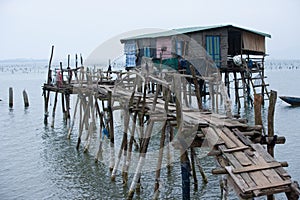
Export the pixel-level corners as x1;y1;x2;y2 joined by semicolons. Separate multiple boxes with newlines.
192;150;208;184
111;107;130;182
180;150;191;200
61;93;66;121
267;90;277;157
128;81;159;199
65;93;71;126
9;87;13;108
23;90;29;107
124;112;138;174
233;72;241;110
254;94;263;126
190;65;202;110
51;92;58;128
266;90;277;200
47;45;54;84
43;89;50;124
108;91;115;171
67;95;79;139
154;86;169;194
190;148;198;191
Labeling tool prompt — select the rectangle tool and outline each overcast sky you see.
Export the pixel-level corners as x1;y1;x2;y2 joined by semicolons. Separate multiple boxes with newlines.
1;0;299;61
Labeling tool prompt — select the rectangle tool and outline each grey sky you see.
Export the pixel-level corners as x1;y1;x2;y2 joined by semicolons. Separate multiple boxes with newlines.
1;0;299;61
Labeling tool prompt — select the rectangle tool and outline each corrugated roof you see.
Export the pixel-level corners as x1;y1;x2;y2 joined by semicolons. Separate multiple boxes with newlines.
120;24;271;42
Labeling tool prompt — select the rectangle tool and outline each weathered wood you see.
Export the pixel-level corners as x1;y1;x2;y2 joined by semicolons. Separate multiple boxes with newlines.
190;65;202;110
9;87;13;108
267;90;277;158
47;45;54;84
51;92;58;128
23;90;29;107
107;91;115;171
254;94;263;126
232;162;282;174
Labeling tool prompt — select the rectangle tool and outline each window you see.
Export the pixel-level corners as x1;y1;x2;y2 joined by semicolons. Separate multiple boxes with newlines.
144;47;151;57
206;36;221;67
176;41;183;56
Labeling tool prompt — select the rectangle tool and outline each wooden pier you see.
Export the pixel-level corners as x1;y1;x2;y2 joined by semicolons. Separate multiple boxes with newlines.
42;53;299;199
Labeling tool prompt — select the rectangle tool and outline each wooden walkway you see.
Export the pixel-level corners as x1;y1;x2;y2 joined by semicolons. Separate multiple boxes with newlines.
42;66;300;199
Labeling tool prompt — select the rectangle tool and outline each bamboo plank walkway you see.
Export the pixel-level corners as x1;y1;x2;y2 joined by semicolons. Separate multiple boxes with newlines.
42;65;300;200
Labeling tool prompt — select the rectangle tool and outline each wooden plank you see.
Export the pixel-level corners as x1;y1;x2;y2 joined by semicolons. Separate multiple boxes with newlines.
213;127;237;149
232;128;253;146
218;145;257;189
251;143;275;163
225;166;249;193
244;180;291;192
222;127;246;147
223;146;249;153
232;162;282;174
233;151;252;166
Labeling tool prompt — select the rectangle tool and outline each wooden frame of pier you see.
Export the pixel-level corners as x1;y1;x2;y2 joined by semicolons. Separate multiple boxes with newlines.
42;48;299;199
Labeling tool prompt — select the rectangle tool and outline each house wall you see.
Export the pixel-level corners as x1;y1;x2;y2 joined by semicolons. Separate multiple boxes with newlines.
156;37;173;59
242;31;265;53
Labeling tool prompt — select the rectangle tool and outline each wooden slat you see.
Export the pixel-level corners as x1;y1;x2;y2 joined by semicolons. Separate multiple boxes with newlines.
232;128;253;146
244;180;291;192
232;162;282;174
233;151;252;166
223;146;249;153
218;145;257;189
225;166;249;193
213;127;237;149
250;143;274;163
222;127;246;147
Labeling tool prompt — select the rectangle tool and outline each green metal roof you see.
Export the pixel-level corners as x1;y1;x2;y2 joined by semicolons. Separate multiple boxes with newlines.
120;24;271;42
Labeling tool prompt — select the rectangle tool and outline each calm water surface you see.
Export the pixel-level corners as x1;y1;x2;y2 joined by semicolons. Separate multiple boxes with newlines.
0;61;299;199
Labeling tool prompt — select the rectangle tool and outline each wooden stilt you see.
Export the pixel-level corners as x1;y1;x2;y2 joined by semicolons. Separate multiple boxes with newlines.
190;148;198;191
47;45;54;85
67;95;79;139
65;93;71;126
111;106;130;182
233;72;241;110
9;87;13;108
61;93;66;121
190;65;202;110
124;112;138;174
267;90;277;184
43;89;50;124
192;150;208;184
154;87;169;194
180;150;191;200
51;92;58;128
23;90;29;107
95;97;105;162
108;91;115;171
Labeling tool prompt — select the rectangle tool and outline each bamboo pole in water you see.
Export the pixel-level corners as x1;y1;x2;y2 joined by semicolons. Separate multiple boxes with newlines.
23;90;29;108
